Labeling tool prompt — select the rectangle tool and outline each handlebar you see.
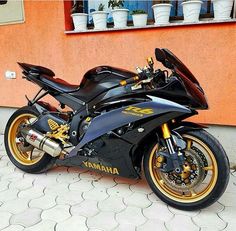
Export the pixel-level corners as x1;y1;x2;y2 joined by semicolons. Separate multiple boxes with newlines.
119;76;140;86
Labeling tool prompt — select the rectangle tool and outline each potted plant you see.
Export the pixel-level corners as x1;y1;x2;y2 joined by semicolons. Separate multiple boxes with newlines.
91;3;108;30
182;0;203;23
71;1;88;31
152;0;172;25
131;10;148;27
212;0;234;20
108;0;129;28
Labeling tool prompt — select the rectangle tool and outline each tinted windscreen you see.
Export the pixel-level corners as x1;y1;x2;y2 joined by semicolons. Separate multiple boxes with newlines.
162;49;199;85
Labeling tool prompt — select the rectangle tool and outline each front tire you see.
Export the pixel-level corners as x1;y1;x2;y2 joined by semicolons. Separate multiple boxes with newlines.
143;129;230;210
4;106;56;173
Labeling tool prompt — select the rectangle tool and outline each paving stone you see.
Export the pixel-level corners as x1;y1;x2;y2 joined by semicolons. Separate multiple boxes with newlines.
41;204;71;223
0;159;9;168
56;190;83;205
218;192;236;207
124;192;152;208
56;216;87;231
82;187;109;201
48;166;68;175
10;208;42;227
24;220;56;231
0;211;12;229
9;178;33;190
202;202;225;213
0;180;10;192
0;188;19;202
29;194;56;210
71;200;99;217
107;184;133;198
44;182;70;196
0;198;29;214
98;196;126;213
87;211;118;231
116;206;147;226
225;178;236;193
224;223;236;231
92;176;117;189
218;206;236;224
166;214;199;231
33;175;58;187
193;211;227;230
1;225;24;231
113;224;136;231
0;167;14;176
0;136;4;151
1;155;9;161
69;179;94;192
137;219;167;231
56;172;80;184
1;171;24;182
18;186;44;200
113;177;138;185
143;202;173;222
168;206;200;217
89;229;104;231
147;192;161;203
130;179;152;194
79;171;103;181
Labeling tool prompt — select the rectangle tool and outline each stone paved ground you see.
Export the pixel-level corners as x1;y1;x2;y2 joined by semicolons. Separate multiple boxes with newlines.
0;135;235;231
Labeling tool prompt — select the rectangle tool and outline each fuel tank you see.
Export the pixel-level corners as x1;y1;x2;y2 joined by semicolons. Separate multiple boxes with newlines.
70;66;136;103
81;66;135;87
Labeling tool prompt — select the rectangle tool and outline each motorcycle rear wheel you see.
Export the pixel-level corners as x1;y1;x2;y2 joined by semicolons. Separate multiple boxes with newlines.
144;129;230;210
4;106;56;173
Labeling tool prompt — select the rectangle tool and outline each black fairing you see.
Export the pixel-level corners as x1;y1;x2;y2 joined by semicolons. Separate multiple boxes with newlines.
69;66;136;103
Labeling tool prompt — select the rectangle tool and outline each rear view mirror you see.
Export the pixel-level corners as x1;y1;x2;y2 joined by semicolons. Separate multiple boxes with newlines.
155;48;166;63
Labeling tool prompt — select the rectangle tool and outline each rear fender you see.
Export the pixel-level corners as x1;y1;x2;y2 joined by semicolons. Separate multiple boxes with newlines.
34;101;58;113
69;96;192;157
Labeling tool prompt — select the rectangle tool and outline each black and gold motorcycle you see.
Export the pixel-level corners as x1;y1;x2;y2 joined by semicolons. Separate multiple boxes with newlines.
4;48;229;210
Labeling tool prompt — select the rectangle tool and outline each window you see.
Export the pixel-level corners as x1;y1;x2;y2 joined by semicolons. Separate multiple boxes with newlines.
68;0;235;31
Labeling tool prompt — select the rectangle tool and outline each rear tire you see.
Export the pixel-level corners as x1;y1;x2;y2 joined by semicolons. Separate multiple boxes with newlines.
143;129;230;210
4;106;56;173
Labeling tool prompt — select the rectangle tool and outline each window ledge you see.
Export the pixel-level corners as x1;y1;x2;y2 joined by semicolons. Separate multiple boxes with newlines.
65;19;236;34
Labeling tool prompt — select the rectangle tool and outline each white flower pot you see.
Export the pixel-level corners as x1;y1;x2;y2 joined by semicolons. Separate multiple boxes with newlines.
92;11;108;30
71;13;88;31
182;1;203;23
213;0;234;20
132;14;148;27
152;4;172;25
111;9;129;28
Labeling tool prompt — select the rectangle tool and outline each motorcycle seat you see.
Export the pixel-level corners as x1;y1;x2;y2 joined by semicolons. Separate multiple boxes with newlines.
39;75;80;93
18;62;55;77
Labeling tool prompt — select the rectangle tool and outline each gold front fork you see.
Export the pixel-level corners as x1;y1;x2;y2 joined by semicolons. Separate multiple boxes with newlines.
161;123;175;154
161;123;171;139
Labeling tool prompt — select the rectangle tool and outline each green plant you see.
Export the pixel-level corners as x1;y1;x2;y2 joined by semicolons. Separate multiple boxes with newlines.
108;0;124;9
98;3;105;11
156;0;171;4
131;9;147;15
71;1;84;14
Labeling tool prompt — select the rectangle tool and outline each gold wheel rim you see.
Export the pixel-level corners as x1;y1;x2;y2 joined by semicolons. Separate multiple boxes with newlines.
8;113;44;166
149;134;218;203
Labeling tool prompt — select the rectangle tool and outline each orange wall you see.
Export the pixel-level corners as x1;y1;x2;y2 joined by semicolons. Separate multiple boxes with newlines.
0;1;236;126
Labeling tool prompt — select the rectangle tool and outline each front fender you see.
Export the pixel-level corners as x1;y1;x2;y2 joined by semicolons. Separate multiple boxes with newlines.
69;96;192;156
173;121;207;134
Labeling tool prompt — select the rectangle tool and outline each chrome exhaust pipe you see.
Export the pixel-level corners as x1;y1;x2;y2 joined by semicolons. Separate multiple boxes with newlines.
21;127;65;157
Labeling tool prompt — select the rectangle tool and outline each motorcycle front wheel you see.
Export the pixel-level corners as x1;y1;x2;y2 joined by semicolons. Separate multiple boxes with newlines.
144;129;230;210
